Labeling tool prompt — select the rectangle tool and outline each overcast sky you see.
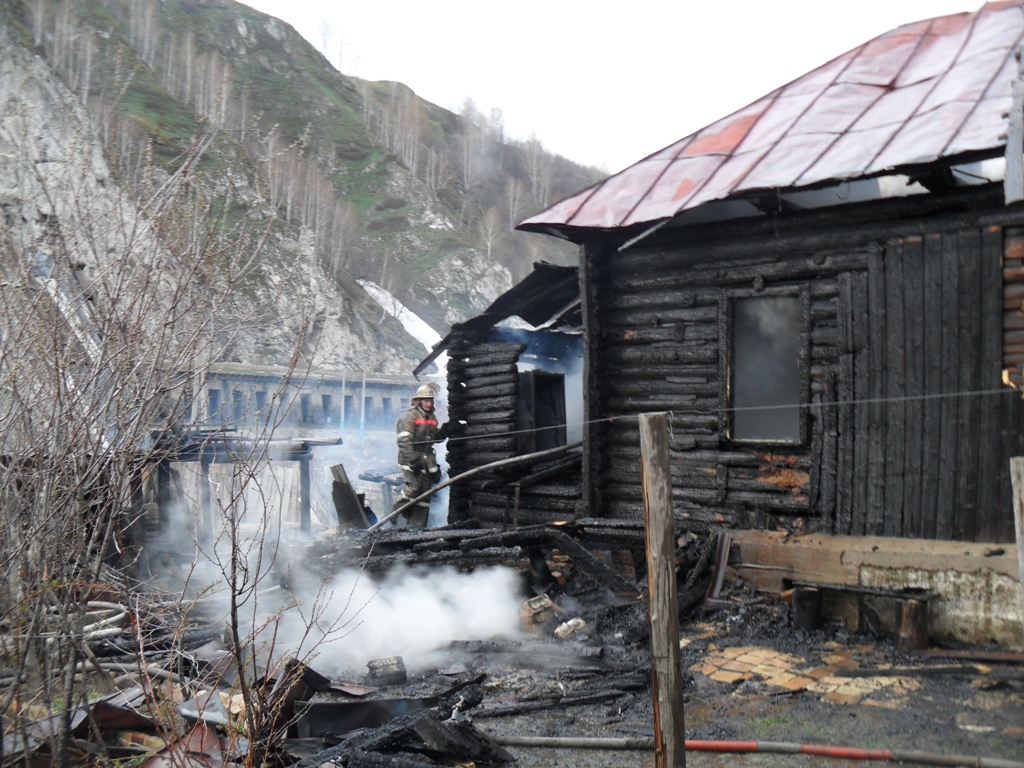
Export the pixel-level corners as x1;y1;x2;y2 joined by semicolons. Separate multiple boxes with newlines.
242;0;981;174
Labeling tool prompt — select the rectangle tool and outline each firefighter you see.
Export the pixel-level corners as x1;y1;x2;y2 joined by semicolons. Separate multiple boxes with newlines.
394;384;448;528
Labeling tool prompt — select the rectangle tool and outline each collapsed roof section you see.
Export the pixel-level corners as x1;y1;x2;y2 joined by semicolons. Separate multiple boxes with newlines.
413;263;579;376
519;1;1024;242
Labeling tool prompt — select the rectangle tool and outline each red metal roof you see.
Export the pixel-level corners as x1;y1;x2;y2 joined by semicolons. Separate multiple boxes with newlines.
519;2;1024;237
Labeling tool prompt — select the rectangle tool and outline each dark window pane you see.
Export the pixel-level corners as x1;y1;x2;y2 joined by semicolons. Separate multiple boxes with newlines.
732;296;801;442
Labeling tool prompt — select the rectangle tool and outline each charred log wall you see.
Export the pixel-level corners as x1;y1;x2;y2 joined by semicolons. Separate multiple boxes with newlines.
446;341;525;523
445;338;584;526
589;194;1023;542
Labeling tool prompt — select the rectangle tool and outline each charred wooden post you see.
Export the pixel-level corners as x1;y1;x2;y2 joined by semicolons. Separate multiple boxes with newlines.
639;412;685;768
331;463;371;529
299;450;311;533
897;599;929;651
1010;456;1024;636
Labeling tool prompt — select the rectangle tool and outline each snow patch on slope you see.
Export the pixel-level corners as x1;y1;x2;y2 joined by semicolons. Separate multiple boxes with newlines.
360;280;442;353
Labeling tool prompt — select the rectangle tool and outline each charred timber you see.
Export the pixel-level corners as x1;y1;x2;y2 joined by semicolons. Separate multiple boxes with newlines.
317;546;522;572
455;342;526;357
450;639;605;660
450;352;524;369
456;383;518;399
453;374;518;389
474;690;630;718
463;396;517;413
447;362;518;378
472;506;579;526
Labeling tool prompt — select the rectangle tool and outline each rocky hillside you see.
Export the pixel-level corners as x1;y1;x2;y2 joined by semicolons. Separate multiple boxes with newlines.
0;0;603;373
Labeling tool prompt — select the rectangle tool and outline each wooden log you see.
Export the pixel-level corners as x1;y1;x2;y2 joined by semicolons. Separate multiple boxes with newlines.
902;234;925;538
921;233;944;537
605;380;720;398
866;255;887;536
937;232;960;539
956;231;982;541
604;345;717;366
448;362;518;378
454;372;517;388
835;273;855;535
639;412;685;768
852;269;871;536
450;351;523;369
459;383;518;400
462;342;527;356
464;396;516;413
1010;457;1024;641
897;599;929;651
977;226;1005;540
883;238;905;537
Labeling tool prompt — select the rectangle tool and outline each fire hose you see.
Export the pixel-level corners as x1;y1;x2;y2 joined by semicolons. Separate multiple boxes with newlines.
488;736;1024;767
367;441;583;532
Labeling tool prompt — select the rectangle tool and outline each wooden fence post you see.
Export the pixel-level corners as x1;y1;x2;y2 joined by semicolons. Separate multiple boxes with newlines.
639;412;685;768
1010;457;1024;638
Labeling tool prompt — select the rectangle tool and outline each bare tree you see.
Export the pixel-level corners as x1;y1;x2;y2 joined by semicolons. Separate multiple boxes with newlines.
0;36;333;768
318;17;331;59
477;206;504;262
505;176;526;228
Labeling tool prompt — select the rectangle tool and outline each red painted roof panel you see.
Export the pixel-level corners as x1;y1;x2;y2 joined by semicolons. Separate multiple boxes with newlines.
740;132;839;190
896;19;974;86
567;159;672;228
620;155;729;226
787;82;885;136
868;100;979;171
848;78;934;131
683;148;772;210
919;46;1011;112
836;32;922;87
947;95;1013;154
798;123;904;186
733;91;816;154
520;2;1024;236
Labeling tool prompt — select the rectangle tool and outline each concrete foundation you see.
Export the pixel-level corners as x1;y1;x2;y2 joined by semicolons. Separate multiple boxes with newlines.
732;531;1023;649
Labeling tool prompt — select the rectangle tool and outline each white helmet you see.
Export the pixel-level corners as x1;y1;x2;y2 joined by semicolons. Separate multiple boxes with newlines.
414;383;436;400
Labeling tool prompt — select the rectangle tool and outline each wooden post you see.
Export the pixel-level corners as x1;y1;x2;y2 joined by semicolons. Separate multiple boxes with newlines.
897;599;928;651
639;412;685;768
359;373;367;443
299;450;311;533
1010;457;1024;638
340;369;347;431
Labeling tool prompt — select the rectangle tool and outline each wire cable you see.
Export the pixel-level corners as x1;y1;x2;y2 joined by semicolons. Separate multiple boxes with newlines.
441;386;1017;445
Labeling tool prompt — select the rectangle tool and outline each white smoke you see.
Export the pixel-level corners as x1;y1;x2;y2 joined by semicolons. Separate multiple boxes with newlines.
195;560;524;677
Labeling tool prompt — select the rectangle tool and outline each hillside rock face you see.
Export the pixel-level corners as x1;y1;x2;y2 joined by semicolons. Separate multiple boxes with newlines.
0;25;423;375
0;0;600;373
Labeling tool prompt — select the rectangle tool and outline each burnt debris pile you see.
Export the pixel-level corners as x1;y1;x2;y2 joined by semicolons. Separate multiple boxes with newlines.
0;519;734;768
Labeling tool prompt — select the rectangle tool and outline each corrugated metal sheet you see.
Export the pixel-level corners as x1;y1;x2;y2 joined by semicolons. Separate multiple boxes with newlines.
519;1;1024;237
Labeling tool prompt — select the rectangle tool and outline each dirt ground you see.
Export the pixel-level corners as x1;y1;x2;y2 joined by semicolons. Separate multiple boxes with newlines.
476;581;1024;767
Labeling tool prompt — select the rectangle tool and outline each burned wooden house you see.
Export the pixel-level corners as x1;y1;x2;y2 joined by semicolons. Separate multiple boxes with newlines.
414;263;584;526
517;2;1024;548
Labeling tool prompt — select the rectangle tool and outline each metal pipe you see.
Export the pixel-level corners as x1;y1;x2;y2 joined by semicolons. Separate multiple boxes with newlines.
367;442;582;531
490;736;1024;767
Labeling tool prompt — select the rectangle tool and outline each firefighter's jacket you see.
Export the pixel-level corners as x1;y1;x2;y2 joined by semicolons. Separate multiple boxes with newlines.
396;404;446;474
